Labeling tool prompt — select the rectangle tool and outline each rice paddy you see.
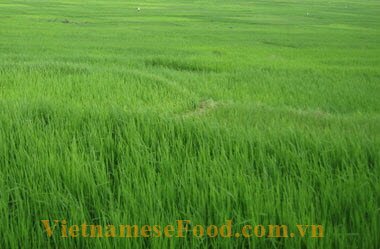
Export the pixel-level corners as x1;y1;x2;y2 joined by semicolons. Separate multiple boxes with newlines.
0;0;379;248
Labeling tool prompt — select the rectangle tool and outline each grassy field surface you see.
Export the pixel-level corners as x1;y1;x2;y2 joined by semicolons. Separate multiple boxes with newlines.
0;0;379;248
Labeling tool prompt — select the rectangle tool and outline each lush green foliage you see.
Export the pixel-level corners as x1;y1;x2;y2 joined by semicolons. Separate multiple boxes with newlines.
0;0;379;248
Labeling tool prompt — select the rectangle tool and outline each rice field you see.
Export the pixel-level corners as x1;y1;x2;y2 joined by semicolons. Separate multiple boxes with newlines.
0;0;379;248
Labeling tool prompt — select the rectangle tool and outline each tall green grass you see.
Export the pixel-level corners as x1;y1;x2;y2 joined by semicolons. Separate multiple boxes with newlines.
0;0;379;248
